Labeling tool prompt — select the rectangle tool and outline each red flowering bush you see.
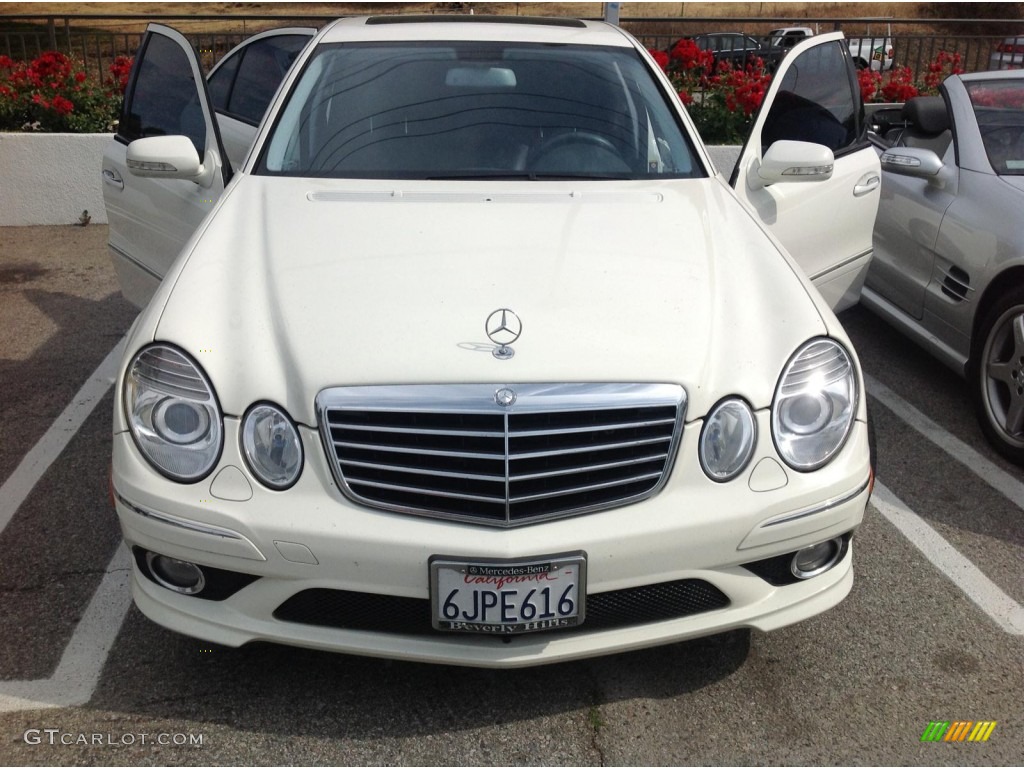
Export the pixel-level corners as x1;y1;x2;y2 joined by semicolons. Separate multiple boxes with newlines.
667;38;716;75
0;51;132;132
857;68;883;103
859;50;965;104
922;50;964;93
651;46;978;144
879;65;920;102
654;42;772;144
648;49;670;71
693;59;773;143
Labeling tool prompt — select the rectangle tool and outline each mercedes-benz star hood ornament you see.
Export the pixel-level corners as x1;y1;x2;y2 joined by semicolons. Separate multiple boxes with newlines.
485;308;522;360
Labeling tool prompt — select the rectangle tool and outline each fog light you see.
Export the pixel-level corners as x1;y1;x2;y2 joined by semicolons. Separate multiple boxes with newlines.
146;552;206;595
790;537;843;580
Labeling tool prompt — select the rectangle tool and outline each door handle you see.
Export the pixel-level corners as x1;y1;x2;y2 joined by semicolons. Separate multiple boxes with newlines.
102;168;124;190
854;174;880;197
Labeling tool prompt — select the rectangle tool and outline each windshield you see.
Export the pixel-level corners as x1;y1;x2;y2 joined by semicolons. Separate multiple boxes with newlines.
257;41;702;180
966;79;1024;175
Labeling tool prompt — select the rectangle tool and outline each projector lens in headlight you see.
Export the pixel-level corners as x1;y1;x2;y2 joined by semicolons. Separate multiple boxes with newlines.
241;402;303;490
699;397;756;481
124;344;223;482
773;338;857;471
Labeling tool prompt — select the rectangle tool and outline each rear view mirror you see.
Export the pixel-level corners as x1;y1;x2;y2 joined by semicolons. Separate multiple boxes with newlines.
880;147;944;178
751;140;835;188
445;66;517;88
126;135;214;187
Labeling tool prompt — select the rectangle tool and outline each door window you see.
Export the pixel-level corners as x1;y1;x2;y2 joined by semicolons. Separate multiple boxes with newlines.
208;35;309;125
120;32;207;156
760;40;860;154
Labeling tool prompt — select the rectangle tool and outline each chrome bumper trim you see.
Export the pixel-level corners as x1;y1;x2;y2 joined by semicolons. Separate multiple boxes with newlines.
760;475;871;528
116;491;247;541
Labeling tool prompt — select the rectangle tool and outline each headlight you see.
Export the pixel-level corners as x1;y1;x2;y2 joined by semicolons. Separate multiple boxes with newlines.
699;398;756;481
124;345;223;482
772;338;857;471
241;402;303;490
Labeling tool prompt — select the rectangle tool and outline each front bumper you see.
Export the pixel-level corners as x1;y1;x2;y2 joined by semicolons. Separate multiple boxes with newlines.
112;414;870;668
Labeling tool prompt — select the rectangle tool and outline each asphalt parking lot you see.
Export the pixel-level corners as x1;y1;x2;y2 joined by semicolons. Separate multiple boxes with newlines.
0;224;1021;766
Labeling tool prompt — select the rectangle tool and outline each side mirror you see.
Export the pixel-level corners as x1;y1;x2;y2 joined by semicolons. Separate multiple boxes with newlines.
879;147;944;179
750;140;834;189
126;136;213;186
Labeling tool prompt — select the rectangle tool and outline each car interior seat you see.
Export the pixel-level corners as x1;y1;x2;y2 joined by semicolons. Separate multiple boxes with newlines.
887;96;953;156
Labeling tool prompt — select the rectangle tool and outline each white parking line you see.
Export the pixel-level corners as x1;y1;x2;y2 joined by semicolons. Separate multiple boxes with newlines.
872;482;1024;636
0;545;133;712
0;337;133;713
0;336;126;535
865;373;1024;512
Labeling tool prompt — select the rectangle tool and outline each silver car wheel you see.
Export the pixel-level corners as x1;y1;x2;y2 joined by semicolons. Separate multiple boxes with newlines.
975;288;1024;463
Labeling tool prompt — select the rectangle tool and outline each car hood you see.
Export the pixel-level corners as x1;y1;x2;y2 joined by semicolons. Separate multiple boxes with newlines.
150;176;827;425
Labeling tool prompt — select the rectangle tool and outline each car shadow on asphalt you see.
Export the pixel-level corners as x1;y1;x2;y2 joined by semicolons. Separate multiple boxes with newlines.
88;612;750;739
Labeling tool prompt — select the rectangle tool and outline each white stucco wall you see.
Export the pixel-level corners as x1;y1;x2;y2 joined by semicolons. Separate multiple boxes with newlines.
0;133;111;226
706;145;743;174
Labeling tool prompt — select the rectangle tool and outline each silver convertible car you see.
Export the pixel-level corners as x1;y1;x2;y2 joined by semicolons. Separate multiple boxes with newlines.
102;16;878;666
865;70;1024;465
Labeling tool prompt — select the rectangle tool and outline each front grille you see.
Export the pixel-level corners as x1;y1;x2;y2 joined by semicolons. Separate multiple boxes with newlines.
273;579;729;635
317;384;685;526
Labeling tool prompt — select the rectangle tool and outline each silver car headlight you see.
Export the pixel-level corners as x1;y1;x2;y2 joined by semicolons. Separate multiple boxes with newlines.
699;398;757;481
124;344;223;482
772;338;857;471
241;402;303;490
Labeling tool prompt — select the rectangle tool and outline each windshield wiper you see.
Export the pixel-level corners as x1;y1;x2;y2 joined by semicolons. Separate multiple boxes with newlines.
425;172;633;181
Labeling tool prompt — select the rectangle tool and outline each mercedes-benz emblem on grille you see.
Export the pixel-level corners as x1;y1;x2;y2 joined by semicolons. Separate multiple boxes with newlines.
485;308;522;360
494;387;517;407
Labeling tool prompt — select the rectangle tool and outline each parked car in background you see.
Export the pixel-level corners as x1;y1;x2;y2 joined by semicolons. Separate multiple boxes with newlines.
668;32;782;70
990;35;1024;70
766;26;816;51
102;18;877;666
767;26;894;70
865;70;1024;464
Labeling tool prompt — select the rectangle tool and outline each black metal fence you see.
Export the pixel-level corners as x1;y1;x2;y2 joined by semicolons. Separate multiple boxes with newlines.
1;13;1021;84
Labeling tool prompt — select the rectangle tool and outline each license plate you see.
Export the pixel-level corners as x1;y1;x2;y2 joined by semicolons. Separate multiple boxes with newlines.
430;553;586;634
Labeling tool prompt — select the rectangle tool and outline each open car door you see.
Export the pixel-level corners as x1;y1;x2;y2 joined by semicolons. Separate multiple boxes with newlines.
206;27;315;169
102;24;231;308
731;32;881;313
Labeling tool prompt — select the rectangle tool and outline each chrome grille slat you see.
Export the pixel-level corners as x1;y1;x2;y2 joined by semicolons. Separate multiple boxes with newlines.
511;453;669;481
317;383;686;527
509;472;665;503
339;459;506;483
333;441;505;460
508;436;672;461
509;417;677;437
332;423;505;438
348;478;506;504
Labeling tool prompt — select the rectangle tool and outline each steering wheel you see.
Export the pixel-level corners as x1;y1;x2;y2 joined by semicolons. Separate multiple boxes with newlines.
530;131;620;167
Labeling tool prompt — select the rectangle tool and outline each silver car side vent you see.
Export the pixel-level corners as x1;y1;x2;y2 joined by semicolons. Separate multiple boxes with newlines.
940;264;971;302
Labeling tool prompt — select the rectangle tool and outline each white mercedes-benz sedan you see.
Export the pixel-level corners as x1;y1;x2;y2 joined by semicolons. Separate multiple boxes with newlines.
102;15;879;667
